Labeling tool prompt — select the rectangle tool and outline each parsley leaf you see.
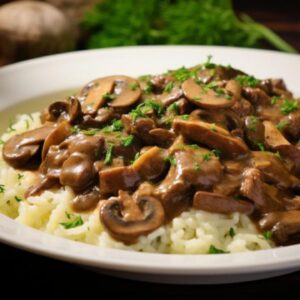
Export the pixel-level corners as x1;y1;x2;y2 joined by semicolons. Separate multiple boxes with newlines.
164;155;177;166
14;196;23;202
0;184;5;193
129;82;139;91
228;227;236;238
102;119;124;133
235;75;260;87
263;230;273;240
103;93;115;101
280;99;298;115
60;214;84;229
104;143;114;165
276;120;289;131
121;135;134;147
208;245;228;254
164;81;174;93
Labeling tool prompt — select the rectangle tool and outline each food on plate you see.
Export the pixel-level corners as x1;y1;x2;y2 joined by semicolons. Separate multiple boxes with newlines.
1;56;299;253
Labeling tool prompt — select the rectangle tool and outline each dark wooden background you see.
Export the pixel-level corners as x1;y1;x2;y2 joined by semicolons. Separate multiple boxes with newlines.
1;0;300;295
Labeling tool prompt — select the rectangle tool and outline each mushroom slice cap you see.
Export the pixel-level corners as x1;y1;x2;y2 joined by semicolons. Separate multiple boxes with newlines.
81;75;141;112
60;152;95;190
173;119;248;158
182;79;238;108
109;76;141;108
259;210;300;244
81;77;114;113
42;121;72;159
100;192;165;244
99;166;140;194
193;191;254;214
132;146;167;181
3;125;53;168
48;97;82;124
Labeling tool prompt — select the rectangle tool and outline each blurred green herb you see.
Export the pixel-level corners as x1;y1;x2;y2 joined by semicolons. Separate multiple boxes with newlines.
82;0;296;53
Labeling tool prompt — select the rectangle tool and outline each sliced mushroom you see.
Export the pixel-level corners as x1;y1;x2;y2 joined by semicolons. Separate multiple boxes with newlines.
3;125;53;168
48;97;82;124
100;191;165;244
242;87;271;106
251;151;300;189
132;146;167;181
82;75;141;112
240;168;285;212
193;191;254;214
259;210;300;244
174;147;223;188
42;121;71;159
154;166;191;221
80;77;114;113
173;119;248;158
99;166;140;194
149;128;176;148
72;186;101;212
263;120;300;175
281;111;300;140
182;79;239;109
60;152;95;191
244;116;265;149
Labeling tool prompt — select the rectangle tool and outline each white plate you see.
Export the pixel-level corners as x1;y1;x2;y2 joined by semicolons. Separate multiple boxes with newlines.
0;46;300;284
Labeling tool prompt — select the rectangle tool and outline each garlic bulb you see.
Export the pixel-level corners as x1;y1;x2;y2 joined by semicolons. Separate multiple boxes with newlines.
0;1;75;64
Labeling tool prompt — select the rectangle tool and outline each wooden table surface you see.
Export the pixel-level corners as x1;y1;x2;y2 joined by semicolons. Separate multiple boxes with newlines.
1;0;300;293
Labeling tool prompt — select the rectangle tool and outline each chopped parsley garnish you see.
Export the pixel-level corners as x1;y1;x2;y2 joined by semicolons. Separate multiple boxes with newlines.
102;119;124;133
276;120;289;131
188;144;200;149
202;152;212;161
143;82;153;94
138;74;151;82
0;184;5;193
129;82;139;91
180;114;189;120
104;143;114;165
121;135;134;147
0;139;5;145
208;245;228;254
280;99;298;115
203;54;216;69
193;163;201;172
172;67;195;82
235;75;260;87
262;230;273;240
256;142;265;151
130;99;163;120
274;151;283;160
164;81;174;93
247;116;258;132
81;128;101;136
8;119;16;133
210;123;217;132
271;96;280;105
131;152;140;164
211;148;221;158
14;196;23;202
25;119;30;130
168;102;179;114
17;173;24;181
228;227;236;238
164;155;177;166
60;213;84;229
103;92;115;101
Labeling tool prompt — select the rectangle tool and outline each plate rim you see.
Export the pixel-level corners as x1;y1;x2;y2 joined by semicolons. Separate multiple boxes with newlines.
1;45;300;277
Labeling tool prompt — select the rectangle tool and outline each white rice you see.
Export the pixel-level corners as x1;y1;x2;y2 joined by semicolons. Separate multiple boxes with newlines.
0;113;272;254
